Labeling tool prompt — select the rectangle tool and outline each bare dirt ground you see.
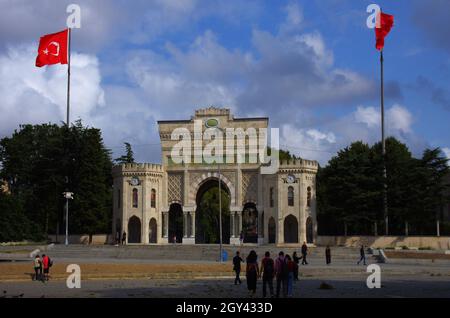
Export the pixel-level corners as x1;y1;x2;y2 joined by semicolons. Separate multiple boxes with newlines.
0;263;231;282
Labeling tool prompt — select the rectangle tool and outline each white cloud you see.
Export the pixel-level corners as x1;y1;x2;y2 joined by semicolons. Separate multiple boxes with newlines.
281;125;337;164
443;147;450;161
284;2;303;27
0;44;104;136
279;104;423;165
354;106;379;128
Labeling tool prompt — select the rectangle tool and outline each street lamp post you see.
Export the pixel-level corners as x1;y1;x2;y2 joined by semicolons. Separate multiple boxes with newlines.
213;126;225;262
63;192;74;245
218;162;223;262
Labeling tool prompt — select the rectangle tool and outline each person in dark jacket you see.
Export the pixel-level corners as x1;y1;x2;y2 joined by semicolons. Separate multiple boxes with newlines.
325;245;331;265
260;251;275;297
357;245;366;265
292;252;301;280
275;251;288;298
301;242;308;265
246;250;259;296
233;251;244;285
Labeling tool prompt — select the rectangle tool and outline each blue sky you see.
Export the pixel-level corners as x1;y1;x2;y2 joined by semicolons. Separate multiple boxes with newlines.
0;0;449;165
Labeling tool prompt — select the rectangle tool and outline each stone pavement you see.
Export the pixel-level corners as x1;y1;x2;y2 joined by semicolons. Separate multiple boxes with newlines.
1;274;450;298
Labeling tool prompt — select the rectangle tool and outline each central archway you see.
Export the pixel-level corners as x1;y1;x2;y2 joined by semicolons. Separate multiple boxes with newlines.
195;178;230;244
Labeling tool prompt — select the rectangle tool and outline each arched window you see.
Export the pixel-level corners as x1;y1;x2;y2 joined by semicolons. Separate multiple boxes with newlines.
288;186;294;206
269;187;274;207
132;188;138;208
307;186;311;207
151;189;156;208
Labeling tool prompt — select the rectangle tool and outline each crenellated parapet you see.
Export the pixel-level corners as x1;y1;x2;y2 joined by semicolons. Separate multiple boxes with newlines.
194;106;231;118
112;163;165;178
277;159;319;175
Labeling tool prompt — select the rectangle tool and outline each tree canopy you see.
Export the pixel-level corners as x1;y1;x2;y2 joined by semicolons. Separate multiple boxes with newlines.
0;121;113;241
317;137;450;235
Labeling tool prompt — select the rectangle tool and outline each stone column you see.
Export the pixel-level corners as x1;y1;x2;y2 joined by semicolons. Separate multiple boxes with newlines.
183;212;188;238
230;211;241;245
190;212;195;238
182;206;195;244
164;212;169;237
230;212;235;237
160;211;169;244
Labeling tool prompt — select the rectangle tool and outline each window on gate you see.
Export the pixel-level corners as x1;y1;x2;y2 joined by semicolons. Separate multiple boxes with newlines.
151;189;156;208
288;186;294;206
132;188;138;208
307;186;311;207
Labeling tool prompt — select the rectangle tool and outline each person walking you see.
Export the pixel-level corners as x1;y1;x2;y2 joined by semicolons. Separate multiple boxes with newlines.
301;242;308;265
292;252;300;281
285;254;295;297
260;251;275;298
325;245;331;265
275;251;288;298
33;255;42;281
41;254;52;281
115;231;120;246
121;231;127;245
239;231;244;246
246;250;259;297
357;245;366;265
232;251;244;285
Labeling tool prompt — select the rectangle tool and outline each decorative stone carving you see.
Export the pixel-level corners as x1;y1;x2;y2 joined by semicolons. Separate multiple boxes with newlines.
168;173;183;204
242;171;258;204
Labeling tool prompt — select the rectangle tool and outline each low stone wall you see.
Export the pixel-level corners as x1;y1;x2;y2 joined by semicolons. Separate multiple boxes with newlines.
48;234;112;245
317;236;450;250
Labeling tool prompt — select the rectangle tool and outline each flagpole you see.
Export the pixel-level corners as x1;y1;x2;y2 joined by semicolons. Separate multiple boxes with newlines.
66;28;71;126
64;28;71;246
380;50;388;235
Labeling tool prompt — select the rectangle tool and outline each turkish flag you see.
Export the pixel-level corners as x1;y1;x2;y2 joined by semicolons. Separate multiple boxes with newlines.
36;29;68;67
375;12;394;51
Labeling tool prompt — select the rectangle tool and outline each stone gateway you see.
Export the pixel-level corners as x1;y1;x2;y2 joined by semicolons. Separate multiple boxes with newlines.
112;107;318;245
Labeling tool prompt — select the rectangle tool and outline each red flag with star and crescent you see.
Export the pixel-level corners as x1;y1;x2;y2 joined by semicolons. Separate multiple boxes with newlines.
375;12;394;51
35;29;68;67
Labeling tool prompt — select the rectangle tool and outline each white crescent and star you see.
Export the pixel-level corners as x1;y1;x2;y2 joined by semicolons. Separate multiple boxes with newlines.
42;41;60;56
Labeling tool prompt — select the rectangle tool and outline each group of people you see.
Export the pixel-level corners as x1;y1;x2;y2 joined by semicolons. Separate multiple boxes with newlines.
232;242;313;298
33;254;52;282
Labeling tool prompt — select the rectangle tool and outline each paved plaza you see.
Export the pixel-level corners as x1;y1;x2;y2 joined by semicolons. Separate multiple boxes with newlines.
1;245;450;298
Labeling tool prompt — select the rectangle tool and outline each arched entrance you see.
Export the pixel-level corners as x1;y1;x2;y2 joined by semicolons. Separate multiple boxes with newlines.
195;178;230;244
128;216;141;243
284;214;298;243
149;218;157;243
306;217;314;244
169;203;183;243
268;217;276;244
242;203;258;243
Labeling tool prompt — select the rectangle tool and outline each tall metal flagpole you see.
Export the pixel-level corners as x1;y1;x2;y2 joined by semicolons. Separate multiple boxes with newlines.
64;28;72;246
381;50;388;235
67;28;71;126
218;162;223;263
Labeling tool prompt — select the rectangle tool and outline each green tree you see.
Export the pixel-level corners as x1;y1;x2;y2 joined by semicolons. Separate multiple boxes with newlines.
0;121;113;241
114;142;135;164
